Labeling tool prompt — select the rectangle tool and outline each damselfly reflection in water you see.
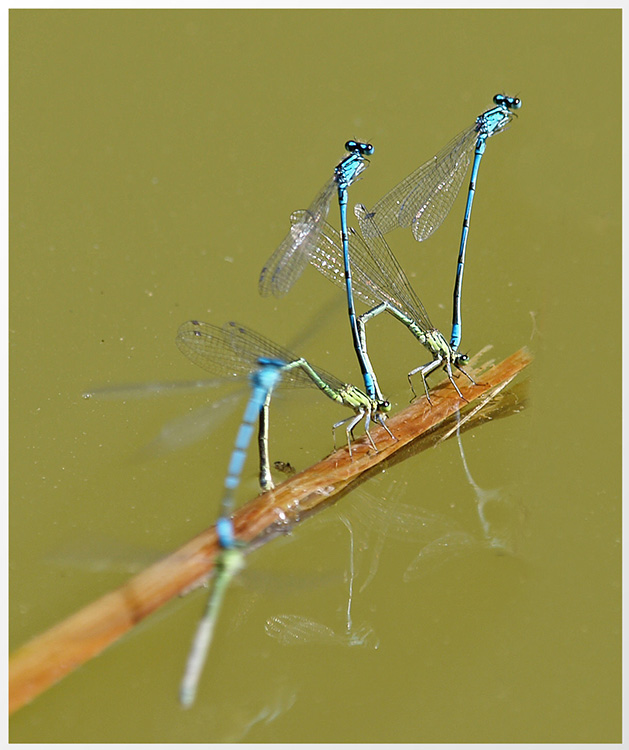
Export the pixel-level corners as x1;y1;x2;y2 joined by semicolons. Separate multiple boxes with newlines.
263;432;513;651
265;615;377;648
265;513;379;649
453;412;502;546
205;680;297;742
436;372;528;551
343;472;512;591
180;659;296;741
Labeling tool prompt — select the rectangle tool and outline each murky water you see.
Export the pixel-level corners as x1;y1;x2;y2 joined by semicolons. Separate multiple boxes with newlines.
10;9;620;742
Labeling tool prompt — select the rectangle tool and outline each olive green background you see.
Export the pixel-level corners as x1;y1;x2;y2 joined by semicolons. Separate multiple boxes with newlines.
10;9;620;742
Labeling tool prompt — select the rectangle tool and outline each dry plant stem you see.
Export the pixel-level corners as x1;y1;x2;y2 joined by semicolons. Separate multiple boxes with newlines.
9;346;532;715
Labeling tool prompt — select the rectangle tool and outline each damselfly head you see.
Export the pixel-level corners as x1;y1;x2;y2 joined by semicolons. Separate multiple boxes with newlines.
377;399;392;414
345;140;375;157
493;94;522;111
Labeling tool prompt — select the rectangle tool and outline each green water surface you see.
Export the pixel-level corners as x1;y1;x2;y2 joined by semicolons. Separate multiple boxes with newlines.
10;9;620;743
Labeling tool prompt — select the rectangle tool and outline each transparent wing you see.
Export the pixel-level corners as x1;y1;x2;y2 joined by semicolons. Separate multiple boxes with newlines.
138;393;244;458
264;614;378;648
304;207;434;333
402;531;477;583
176;320;259;380
258;141;372;297
291;210;379;310
85;358;249;462
177;319;348;396
265;614;338;644
258;178;335;297
361;123;478;242
353;205;435;329
83;377;228;400
224;321;348;394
